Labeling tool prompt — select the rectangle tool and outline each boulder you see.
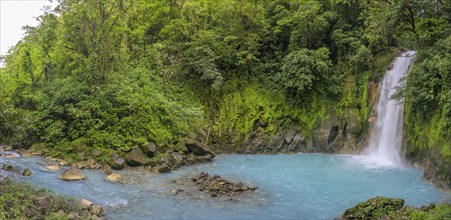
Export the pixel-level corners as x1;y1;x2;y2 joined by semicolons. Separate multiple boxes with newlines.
171;152;184;168
125;148;148;166
23;168;32;176
185;139;215;158
105;172;122;183
157;164;171;173
159;155;174;167
90;205;104;217
141;142;157;157
59;168;86;181
111;153;125;170
80;199;93;209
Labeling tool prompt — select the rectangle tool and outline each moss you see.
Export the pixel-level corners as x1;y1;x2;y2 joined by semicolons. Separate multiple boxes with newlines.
341;197;451;220
341;196;404;219
213;82;334;145
404;96;451;188
214;83;286;142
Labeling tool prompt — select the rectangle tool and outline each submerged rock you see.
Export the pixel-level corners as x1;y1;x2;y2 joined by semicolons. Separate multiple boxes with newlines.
44;165;59;171
105;172;122;183
171;172;258;199
23;168;32;176
2;164;13;171
59;168;86;181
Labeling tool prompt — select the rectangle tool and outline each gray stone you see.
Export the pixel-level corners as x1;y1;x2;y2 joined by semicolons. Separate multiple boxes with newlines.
157;164;171;173
59;168;86;181
111;153;125;170
171;152;184;168
105;172;122;183
125;148;148;166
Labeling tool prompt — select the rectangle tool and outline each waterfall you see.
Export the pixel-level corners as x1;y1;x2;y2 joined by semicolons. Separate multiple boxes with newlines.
365;51;416;166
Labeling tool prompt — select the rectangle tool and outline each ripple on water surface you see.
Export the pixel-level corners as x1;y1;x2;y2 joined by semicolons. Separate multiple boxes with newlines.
1;154;449;219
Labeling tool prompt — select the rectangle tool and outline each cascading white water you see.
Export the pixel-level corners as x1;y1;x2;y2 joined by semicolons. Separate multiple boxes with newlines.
365;51;416;166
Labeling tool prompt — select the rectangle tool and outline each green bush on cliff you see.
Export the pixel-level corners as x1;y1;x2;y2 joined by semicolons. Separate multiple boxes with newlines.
402;36;451;187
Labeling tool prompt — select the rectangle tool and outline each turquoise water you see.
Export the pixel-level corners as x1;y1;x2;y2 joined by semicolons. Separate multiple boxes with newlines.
1;154;449;219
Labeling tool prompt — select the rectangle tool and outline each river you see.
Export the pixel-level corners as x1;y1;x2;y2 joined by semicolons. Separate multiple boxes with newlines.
1;153;449;219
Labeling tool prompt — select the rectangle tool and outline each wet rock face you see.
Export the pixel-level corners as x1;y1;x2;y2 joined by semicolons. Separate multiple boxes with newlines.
59;168;86;181
212;108;366;154
171;172;258;199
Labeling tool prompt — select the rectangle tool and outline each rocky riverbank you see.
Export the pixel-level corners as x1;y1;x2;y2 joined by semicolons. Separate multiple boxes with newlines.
18;138;216;175
0;178;106;219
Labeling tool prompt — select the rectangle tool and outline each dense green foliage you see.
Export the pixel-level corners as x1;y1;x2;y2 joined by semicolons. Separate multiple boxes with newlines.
0;0;448;165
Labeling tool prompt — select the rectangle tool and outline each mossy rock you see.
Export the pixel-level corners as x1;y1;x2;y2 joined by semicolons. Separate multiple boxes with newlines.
124;148;148;166
340;196;404;219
